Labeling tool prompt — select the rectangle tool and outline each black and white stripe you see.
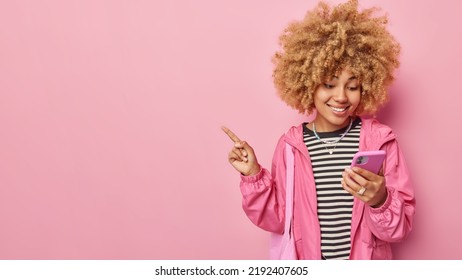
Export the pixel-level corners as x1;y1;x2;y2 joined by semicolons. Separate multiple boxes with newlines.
303;118;361;260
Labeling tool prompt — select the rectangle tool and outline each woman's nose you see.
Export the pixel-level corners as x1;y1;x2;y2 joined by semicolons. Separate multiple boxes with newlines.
333;88;348;102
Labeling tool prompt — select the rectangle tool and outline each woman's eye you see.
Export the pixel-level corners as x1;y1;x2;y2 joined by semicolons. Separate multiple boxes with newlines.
324;84;334;89
348;86;359;91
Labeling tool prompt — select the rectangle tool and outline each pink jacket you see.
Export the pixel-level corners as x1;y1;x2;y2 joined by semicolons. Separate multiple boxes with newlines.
240;118;415;259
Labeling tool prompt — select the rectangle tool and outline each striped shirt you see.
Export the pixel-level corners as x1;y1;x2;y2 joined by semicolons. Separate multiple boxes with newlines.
303;118;361;260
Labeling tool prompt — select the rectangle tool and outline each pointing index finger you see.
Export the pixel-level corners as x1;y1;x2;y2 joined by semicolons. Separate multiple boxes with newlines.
221;126;241;143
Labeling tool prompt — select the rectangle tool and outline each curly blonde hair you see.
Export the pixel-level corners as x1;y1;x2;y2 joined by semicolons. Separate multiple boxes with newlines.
272;0;400;115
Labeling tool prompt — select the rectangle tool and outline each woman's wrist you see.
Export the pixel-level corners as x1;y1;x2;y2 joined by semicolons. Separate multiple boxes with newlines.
242;165;261;176
371;189;388;208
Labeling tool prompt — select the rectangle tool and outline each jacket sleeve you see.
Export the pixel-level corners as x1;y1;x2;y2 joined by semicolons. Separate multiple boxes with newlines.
239;135;287;234
364;139;416;242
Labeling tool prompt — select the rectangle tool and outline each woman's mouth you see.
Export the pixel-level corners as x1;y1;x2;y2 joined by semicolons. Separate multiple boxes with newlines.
327;105;350;113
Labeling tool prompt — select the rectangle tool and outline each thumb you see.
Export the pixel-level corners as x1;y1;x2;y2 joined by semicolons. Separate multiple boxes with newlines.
235;141;256;158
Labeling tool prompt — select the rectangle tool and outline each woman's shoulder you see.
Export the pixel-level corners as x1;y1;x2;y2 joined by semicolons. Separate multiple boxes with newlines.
360;117;398;149
272;123;305;149
361;117;394;135
283;123;305;140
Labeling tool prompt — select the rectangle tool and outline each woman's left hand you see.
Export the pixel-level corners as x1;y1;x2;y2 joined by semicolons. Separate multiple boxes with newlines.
341;167;387;208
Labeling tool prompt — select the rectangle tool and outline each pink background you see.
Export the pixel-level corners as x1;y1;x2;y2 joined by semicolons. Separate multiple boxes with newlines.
0;0;461;259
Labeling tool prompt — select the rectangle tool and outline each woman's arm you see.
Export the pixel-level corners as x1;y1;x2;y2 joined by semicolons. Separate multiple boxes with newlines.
239;135;288;234
364;140;416;242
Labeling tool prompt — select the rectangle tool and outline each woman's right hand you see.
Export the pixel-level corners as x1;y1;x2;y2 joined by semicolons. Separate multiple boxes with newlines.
222;126;261;176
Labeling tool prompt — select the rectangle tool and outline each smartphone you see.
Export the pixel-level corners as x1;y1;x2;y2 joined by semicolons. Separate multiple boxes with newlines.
351;150;386;174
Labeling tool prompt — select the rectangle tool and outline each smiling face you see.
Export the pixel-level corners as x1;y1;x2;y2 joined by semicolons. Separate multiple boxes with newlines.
312;68;361;132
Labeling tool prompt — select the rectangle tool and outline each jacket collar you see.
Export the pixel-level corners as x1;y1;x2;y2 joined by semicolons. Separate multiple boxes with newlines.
282;117;397;153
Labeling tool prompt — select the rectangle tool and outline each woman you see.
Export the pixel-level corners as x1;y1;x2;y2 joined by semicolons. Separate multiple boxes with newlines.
223;0;415;259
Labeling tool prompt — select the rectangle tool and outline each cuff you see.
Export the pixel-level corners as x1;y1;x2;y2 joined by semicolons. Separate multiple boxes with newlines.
368;187;393;214
240;165;264;183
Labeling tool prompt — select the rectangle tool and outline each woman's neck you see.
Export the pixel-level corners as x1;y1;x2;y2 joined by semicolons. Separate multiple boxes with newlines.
310;117;354;133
